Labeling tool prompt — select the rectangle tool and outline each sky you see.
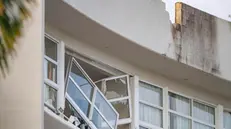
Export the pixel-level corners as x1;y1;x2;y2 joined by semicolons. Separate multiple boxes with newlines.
162;0;231;23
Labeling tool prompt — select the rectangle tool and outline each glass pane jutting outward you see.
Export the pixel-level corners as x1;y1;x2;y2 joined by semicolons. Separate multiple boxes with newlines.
44;84;57;109
67;79;90;116
66;58;119;129
95;91;117;127
70;63;93;100
104;77;128;99
92;108;111;129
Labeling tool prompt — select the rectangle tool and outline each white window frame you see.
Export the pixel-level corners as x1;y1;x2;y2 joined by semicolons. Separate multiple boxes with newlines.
44;33;65;112
65;57;119;129
138;80;164;129
99;75;133;126
133;78;223;129
168;89;217;129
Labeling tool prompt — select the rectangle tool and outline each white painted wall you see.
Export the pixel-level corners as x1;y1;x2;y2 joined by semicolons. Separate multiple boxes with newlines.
0;1;42;129
63;0;174;55
215;19;231;81
63;0;231;82
46;24;231;110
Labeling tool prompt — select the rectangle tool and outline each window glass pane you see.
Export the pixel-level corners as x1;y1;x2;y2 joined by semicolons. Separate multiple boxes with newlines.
111;99;130;119
44;84;57;109
44;59;57;83
117;124;130;129
95;91;117;128
67;79;90;116
224;111;231;129
194;122;214;129
45;37;57;61
139;82;162;106
105;77;128;99
169;92;191;116
169;113;191;129
193;101;215;124
92;108;111;129
70;63;93;99
139;103;162;127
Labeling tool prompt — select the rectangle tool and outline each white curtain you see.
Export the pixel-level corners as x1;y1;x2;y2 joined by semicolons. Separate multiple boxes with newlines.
139;82;162;106
194;122;214;129
193;101;215;125
224;111;231;129
169;113;190;129
169;93;191;129
139;82;162;127
139;103;162;127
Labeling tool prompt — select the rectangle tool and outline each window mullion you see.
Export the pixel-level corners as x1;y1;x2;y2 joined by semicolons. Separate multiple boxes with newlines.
131;76;140;129
216;105;223;129
88;87;97;120
163;87;168;129
57;41;65;111
191;99;194;129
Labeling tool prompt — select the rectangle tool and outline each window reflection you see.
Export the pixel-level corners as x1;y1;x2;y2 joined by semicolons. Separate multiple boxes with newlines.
95;91;117;127
70;63;93;100
92;108;111;129
67;79;90;116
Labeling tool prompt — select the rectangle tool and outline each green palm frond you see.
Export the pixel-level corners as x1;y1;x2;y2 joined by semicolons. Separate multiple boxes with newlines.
0;0;35;77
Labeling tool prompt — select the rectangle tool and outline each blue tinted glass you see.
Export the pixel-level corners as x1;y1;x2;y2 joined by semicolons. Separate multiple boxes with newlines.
95;91;117;127
70;63;93;99
92;108;111;129
67;79;90;115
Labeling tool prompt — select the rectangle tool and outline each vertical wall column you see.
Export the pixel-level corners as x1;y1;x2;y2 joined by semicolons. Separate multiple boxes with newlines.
130;76;139;129
57;41;65;111
216;105;223;129
163;87;168;129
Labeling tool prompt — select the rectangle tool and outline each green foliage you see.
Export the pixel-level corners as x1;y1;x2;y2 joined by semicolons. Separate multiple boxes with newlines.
0;0;35;77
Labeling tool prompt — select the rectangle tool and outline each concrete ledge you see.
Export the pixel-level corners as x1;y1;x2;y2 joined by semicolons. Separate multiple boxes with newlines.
44;107;79;129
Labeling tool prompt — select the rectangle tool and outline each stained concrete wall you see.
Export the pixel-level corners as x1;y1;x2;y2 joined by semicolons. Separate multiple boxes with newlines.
0;1;42;129
173;2;231;81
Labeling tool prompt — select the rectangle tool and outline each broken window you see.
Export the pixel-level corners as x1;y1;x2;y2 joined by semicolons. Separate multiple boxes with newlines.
96;75;132;127
64;50;132;129
65;56;119;129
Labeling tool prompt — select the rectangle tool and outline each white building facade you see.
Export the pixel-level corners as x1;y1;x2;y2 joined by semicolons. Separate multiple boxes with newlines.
44;1;231;129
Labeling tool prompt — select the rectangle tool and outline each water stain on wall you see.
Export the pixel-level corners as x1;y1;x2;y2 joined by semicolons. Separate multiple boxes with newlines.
173;2;219;73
